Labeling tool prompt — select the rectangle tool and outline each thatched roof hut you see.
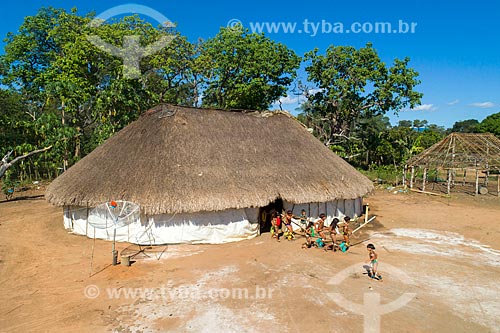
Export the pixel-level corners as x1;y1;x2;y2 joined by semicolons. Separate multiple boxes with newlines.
407;133;500;171
405;132;500;196
46;104;373;244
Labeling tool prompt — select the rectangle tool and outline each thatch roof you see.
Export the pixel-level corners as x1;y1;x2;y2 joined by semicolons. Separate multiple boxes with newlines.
407;133;500;170
46;104;373;215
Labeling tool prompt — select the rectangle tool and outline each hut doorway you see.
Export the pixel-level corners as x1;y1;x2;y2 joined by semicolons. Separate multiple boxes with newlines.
259;198;283;233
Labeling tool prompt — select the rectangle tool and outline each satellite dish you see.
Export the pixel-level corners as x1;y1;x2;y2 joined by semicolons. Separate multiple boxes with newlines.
88;200;140;229
88;200;140;266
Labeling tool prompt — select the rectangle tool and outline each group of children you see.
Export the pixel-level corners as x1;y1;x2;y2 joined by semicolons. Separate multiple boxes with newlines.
269;209;352;249
302;213;353;253
269;209;382;280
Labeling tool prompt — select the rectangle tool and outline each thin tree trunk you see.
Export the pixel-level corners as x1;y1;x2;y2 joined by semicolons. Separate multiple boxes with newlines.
410;166;415;189
61;100;68;172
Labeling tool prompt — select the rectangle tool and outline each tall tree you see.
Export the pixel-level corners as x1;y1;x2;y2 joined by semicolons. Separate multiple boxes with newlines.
0;7;185;178
146;35;202;106
303;43;422;147
199;26;300;110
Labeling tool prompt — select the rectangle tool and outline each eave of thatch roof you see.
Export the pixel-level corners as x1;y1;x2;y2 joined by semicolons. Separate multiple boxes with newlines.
406;132;500;170
46;104;373;215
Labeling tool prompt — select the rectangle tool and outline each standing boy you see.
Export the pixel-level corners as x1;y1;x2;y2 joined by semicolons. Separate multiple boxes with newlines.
315;213;327;242
298;209;309;229
341;216;352;246
366;243;382;280
283;210;295;240
270;211;281;241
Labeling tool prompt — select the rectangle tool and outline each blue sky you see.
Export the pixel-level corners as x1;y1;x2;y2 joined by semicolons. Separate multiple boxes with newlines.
1;1;499;128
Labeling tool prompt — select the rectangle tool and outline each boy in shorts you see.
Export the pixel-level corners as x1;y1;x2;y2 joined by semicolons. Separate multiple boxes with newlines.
270;211;281;241
366;243;382;280
341;216;352;246
283;210;295;240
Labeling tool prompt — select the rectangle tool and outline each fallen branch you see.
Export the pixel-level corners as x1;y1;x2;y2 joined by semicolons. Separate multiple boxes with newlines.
409;188;450;198
0;146;52;179
352;216;377;234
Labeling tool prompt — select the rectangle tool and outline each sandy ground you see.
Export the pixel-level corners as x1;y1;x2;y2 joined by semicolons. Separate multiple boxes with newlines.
0;188;499;333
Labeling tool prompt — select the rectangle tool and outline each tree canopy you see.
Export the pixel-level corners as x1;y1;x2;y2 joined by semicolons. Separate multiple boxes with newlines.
301;43;422;146
449;119;479;133
0;7;299;183
1;6;497;190
199;26;300;110
475;112;500;137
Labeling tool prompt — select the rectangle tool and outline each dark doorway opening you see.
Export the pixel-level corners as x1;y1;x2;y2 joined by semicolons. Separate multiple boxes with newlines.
259;198;283;233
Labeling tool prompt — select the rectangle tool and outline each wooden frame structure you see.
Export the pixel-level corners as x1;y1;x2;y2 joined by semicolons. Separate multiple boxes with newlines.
404;133;500;196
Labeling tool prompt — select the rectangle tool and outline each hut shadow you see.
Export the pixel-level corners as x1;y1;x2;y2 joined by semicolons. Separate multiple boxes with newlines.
89;263;113;278
122;244;169;262
0;194;44;203
362;264;372;277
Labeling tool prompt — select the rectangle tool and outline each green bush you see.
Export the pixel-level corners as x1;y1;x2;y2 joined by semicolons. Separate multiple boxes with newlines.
359;165;402;185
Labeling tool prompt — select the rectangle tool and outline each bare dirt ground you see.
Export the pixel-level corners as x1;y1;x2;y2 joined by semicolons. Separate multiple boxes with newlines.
0;188;499;332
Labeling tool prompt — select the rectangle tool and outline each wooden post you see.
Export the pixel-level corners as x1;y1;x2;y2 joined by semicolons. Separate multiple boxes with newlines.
410;166;415;189
422;168;428;191
449;135;456;188
475;169;479;195
365;203;369;223
485;145;490;186
403;165;407;188
497;174;500;197
463;169;467;186
447;169;452;195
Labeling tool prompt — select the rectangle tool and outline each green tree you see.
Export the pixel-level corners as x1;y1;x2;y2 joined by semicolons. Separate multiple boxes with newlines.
412;119;428;131
397;120;413;128
146;35;202;106
0;90;24;150
416;128;444;149
449;119;479;133
0;7;184;178
352;115;391;166
475;112;500;137
199;26;300;110
303;43;422;146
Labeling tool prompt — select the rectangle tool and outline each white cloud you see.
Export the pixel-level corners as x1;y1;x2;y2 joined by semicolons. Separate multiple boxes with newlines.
411;104;436;111
447;99;459;106
274;88;324;106
276;94;303;105
469;102;495;108
307;88;323;95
